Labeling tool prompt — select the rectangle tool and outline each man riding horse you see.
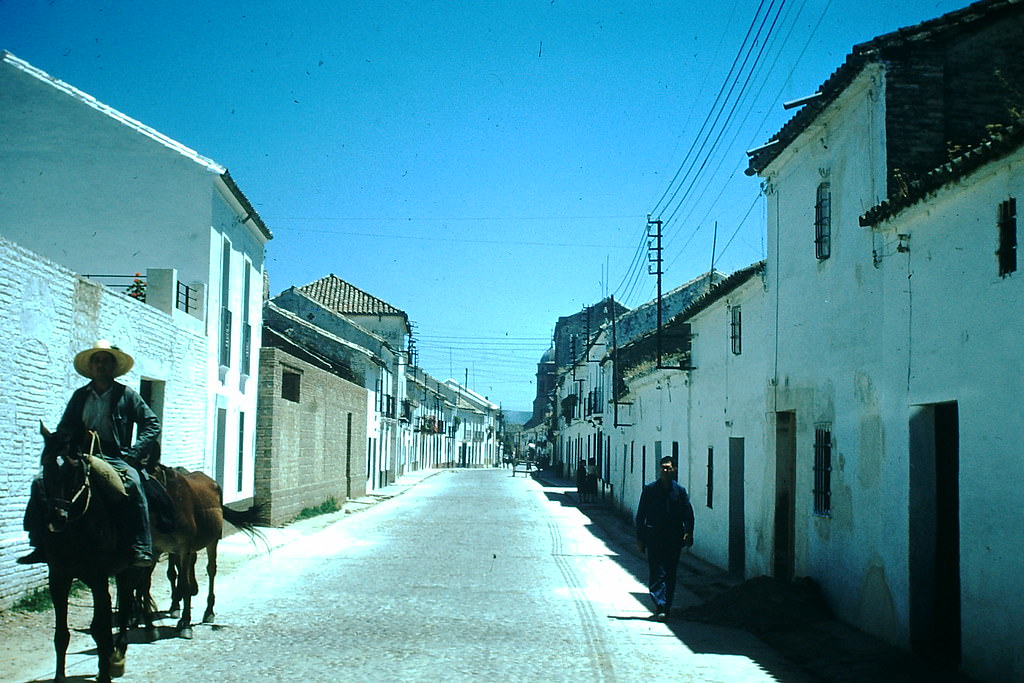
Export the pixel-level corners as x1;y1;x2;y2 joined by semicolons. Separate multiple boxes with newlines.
20;340;159;568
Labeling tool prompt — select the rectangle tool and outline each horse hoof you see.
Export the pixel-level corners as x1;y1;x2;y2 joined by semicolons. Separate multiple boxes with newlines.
169;608;181;619
109;647;124;679
179;627;194;640
202;612;215;624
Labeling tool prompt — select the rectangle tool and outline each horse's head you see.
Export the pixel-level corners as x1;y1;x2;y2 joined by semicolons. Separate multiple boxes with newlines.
39;423;93;533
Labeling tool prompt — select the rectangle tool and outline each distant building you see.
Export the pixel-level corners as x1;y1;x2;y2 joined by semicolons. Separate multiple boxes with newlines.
268;275;410;491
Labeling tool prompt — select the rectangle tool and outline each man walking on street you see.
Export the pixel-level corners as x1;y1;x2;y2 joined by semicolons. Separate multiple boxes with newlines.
636;455;695;621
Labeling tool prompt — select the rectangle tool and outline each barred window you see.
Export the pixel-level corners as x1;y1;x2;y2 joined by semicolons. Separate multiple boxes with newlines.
729;306;742;355
998;198;1017;277
815;182;831;260
813;424;832;516
706;446;714;509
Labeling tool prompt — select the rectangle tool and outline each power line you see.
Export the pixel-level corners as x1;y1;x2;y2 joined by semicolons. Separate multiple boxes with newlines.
662;0;828;271
612;0;786;309
650;0;773;218
660;0;787;230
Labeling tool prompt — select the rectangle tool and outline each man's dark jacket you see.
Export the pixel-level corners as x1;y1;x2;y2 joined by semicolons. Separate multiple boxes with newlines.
636;479;695;547
57;382;160;465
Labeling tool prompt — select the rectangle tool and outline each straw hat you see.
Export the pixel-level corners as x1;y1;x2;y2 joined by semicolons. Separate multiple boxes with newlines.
73;340;134;379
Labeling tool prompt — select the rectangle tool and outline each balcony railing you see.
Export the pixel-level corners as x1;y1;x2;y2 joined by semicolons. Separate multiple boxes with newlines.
82;273;146;301
176;281;198;313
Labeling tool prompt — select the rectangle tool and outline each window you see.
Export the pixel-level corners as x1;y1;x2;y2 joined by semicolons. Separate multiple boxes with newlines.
214;407;227;487
729;306;742;355
654;440;662;482
219;239;232;367
706;447;714;508
813;424;832;516
282;368;301;402
998;198;1017;277
679;323;696;370
815;182;831;260
241;263;253;375
237;413;245;492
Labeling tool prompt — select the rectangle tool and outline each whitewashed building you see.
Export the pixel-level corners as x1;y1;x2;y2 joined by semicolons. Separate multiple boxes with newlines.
610;263;769;575
744;2;1024;679
444;380;501;467
0;52;271;505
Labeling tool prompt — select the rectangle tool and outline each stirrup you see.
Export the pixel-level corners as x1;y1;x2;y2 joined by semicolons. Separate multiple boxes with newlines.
16;548;46;564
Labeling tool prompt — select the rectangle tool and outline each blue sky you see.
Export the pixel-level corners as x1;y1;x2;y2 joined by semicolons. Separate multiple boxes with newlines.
1;0;968;412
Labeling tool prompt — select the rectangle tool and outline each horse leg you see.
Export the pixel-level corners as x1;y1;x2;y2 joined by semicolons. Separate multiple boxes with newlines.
136;563;158;641
48;572;72;683
88;576;115;683
177;552;198;639
110;572;137;678
167;553;181;619
202;541;218;623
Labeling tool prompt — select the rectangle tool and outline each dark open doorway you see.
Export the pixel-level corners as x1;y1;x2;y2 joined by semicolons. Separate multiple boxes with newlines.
728;437;746;575
909;401;961;666
774;412;796;581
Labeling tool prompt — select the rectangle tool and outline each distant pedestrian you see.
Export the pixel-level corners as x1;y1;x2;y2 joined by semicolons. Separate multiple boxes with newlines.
635;456;694;621
576;460;587;504
585;457;598;501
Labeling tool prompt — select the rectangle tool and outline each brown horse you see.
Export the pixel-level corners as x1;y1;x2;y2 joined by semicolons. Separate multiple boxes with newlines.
35;424;145;683
144;463;267;638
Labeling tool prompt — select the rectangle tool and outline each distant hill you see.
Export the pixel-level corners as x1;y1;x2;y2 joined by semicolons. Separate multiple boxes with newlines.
502;410;533;426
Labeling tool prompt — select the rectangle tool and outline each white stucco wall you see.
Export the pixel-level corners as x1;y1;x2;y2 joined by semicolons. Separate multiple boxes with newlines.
0;54;219;287
207;225;265;504
871;147;1024;681
762;64;905;639
685;273;772;575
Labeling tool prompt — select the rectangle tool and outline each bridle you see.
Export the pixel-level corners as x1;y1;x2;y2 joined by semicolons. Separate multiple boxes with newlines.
47;431;100;531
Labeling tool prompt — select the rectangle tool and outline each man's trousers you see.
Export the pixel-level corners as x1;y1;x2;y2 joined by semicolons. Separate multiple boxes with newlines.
646;541;683;615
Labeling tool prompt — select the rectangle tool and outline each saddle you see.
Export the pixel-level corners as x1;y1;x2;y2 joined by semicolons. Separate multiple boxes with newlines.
143;466;176;534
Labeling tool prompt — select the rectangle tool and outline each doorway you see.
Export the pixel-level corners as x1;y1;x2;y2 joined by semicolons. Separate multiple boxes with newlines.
774;412;796;581
729;437;746;575
909;402;961;665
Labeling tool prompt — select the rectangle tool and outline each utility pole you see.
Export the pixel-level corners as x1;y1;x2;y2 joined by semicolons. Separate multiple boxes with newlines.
709;220;718;277
647;215;664;368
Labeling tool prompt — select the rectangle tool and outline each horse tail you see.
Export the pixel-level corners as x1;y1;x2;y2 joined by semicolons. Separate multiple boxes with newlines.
221;502;271;544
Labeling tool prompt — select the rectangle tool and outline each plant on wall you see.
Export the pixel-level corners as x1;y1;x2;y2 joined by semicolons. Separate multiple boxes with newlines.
126;273;146;301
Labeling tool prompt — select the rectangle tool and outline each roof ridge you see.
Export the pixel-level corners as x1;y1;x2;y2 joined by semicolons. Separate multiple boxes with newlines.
860;118;1024;225
298;273;406;317
2;51;224;174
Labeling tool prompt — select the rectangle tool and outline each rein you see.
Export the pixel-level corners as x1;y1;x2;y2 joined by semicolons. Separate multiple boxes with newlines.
51;432;99;529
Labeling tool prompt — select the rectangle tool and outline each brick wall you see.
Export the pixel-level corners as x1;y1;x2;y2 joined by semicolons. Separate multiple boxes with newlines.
885;11;1024;190
0;235;208;607
255;347;368;525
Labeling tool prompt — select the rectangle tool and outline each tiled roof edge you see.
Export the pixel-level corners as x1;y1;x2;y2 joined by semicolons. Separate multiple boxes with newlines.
746;0;1020;175
860;118;1024;226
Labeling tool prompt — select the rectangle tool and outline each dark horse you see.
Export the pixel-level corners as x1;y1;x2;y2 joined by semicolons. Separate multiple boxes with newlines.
138;450;267;639
35;423;147;683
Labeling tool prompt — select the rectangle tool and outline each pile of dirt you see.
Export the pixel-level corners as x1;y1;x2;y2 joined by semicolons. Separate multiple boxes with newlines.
681;575;834;633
